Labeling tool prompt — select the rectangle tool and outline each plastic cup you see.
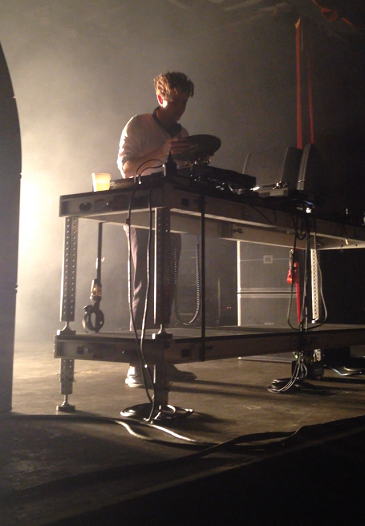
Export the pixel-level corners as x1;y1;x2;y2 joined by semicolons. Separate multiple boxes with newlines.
92;172;111;191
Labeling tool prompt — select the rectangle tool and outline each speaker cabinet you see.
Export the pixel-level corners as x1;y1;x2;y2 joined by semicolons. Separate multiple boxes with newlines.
243;146;302;189
238;242;299;327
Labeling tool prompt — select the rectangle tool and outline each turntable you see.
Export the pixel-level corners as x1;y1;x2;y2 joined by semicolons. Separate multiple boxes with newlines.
173;134;221;163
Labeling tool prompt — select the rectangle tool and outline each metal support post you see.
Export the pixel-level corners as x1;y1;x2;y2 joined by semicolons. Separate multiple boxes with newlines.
152;363;170;413
56;358;75;412
154;207;171;330
310;248;320;322
59;216;78;334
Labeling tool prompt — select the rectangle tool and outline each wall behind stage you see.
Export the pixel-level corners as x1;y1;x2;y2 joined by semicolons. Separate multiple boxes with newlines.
0;0;364;341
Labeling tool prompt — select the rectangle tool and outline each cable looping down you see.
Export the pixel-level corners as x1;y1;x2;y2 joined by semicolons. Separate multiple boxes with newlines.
83;303;105;333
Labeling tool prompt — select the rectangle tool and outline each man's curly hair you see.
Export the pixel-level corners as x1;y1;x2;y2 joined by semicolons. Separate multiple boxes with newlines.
154;72;194;98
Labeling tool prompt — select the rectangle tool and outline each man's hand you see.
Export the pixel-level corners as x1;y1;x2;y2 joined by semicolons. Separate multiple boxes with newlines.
123;136;191;178
160;136;190;158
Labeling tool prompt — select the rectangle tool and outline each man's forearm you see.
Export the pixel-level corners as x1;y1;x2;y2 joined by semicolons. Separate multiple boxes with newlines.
122;147;166;178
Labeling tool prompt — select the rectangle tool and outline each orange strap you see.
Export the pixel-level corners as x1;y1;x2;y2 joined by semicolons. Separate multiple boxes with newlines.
306;24;314;144
296;17;315;148
311;0;356;27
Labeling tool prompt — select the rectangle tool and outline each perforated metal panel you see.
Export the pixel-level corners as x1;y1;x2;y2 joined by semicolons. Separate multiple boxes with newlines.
60;217;78;322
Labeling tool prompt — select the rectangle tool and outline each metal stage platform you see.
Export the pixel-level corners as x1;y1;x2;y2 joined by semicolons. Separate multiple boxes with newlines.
55;171;365;416
55;325;365;365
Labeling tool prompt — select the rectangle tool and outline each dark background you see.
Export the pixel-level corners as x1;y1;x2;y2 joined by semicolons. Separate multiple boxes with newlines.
0;0;364;341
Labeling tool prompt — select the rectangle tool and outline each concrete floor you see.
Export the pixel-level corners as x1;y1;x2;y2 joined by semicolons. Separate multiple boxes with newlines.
1;339;365;525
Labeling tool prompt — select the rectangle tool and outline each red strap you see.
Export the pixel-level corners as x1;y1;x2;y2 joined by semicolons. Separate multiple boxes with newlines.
306;24;315;144
311;0;339;23
296;17;315;147
311;0;356;27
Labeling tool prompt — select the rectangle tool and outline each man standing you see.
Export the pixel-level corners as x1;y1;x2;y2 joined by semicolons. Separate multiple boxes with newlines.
117;72;196;387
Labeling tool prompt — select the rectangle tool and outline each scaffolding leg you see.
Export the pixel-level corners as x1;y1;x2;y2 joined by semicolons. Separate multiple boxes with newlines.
121;362;193;421
57;358;75;412
60;216;78;334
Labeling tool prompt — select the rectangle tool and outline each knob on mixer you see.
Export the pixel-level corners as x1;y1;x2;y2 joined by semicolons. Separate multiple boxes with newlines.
79;202;92;212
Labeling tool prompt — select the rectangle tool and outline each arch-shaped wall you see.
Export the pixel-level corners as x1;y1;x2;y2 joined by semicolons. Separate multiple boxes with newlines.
0;42;22;413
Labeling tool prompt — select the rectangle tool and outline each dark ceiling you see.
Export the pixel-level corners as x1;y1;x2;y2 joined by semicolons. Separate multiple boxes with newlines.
168;0;365;38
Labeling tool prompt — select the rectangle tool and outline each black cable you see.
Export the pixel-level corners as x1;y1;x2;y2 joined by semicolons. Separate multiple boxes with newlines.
139;182;159;418
290;206;307;241
246;202;278;226
125;166;194;421
127;185;139;335
269;205;312;393
267;353;308;394
292;212;328;332
2;413;302;455
126;183;154;404
5;412;365;502
7;412;365;452
174;237;201;325
269;202;334;394
299;214;311;331
286;235;299;332
0;415;301;500
135;158;162;176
